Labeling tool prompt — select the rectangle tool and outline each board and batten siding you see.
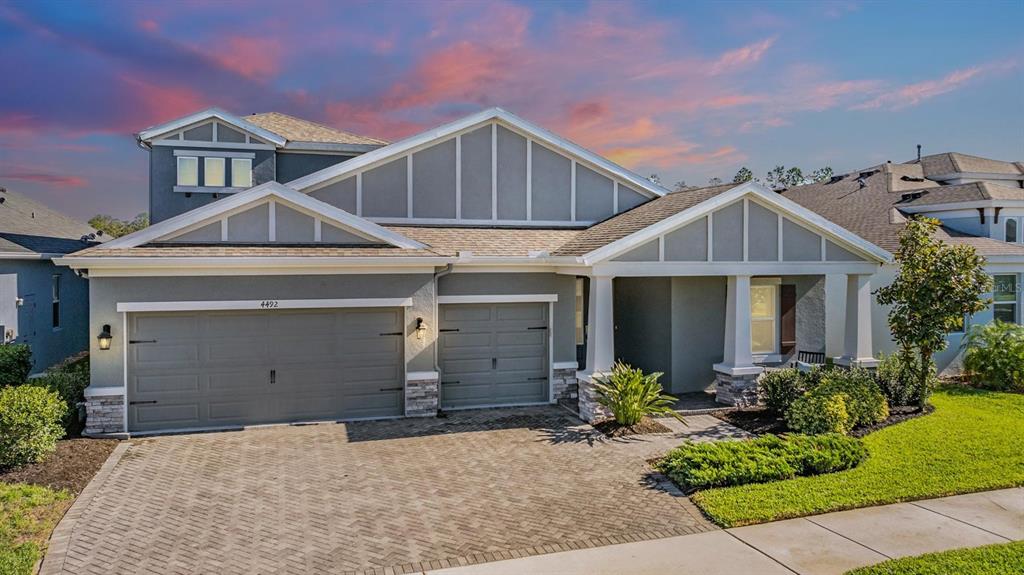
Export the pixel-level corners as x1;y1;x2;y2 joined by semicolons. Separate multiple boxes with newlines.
612;198;871;264
306;120;652;226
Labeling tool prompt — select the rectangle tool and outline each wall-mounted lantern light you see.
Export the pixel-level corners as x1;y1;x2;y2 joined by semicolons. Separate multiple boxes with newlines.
97;324;113;350
415;317;428;340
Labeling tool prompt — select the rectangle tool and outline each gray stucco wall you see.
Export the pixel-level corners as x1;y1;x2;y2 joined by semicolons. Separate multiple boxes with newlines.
1;260;89;373
276;152;353;183
169;222;220;243
362;157;408;218
227;203;270;242
531;144;572;221
413;139;457;219
665;218;708;261
748;202;778;261
149;146;275;223
88;274;436;389
670;276;726;393
576;165;614;222
275;204;315;242
437;273;576;363
613;239;659;262
310;176;357;213
460;126;492;219
783;219;821;261
496;127;527;220
712;202;744;262
780;275;826;364
614;277;672;383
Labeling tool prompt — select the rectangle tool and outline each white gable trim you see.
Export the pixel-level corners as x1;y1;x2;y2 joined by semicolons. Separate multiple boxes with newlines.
582;182;892;265
97;182;426;250
136;108;287;147
286;107;668;200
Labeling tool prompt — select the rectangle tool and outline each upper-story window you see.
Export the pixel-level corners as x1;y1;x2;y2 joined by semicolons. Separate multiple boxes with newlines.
177;156;198;186
993;274;1019;324
231;158;253;188
51;274;61;329
1007;219;1019;243
204;157;225;187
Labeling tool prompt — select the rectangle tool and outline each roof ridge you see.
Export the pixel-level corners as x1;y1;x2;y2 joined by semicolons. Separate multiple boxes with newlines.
246;111;389;145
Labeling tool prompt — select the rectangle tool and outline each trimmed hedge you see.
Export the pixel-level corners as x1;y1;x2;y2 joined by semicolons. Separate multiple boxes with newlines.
0;344;32;387
0;385;67;469
657;433;867;490
786;368;889;435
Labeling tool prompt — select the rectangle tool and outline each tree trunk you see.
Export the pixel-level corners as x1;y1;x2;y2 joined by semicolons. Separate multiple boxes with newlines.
917;347;933;408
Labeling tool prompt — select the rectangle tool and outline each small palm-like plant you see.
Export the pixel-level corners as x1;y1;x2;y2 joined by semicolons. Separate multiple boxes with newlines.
593;362;683;426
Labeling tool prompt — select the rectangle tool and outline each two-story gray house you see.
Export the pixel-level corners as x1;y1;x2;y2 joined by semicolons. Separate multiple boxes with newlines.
1;187;98;372
58;108;1023;436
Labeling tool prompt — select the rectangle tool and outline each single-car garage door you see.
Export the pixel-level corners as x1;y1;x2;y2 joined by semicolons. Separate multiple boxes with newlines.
127;308;404;432
438;302;549;409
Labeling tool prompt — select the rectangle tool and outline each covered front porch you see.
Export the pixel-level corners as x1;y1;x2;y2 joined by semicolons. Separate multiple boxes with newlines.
576;269;879;421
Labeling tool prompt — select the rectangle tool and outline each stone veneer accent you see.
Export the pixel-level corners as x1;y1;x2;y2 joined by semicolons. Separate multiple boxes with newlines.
406;375;439;417
577;373;612;423
84;394;125;435
551;368;579;403
714;372;761;407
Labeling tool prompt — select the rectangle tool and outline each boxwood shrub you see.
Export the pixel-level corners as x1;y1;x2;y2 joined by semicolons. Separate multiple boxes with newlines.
657;433;867;490
786;367;889;435
0;343;32;387
0;385;67;469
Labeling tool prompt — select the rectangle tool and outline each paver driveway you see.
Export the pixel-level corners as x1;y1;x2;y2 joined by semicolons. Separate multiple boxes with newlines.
43;407;746;575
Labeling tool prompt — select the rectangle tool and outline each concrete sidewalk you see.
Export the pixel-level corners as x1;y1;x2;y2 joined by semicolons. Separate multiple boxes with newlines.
429;488;1023;575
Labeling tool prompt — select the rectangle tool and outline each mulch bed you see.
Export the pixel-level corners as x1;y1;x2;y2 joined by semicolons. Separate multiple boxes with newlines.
0;438;119;494
714;404;935;437
593;417;673;437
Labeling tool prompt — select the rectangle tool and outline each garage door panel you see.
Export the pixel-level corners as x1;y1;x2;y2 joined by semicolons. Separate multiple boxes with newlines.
128;307;404;432
442;305;493;322
495;357;546;372
495;304;545;322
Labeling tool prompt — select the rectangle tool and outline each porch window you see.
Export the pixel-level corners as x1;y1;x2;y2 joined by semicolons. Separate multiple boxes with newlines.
575;278;585;345
993;274;1018;324
750;284;778;354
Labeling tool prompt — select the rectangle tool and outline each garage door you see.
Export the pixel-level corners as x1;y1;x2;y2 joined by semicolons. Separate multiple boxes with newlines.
438;303;549;409
127;308;404;432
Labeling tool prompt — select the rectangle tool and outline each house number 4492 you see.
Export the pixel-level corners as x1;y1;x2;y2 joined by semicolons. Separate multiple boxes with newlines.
260;300;279;308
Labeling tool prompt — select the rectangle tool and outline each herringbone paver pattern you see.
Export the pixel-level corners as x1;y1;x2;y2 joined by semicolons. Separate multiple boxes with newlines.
48;408;744;574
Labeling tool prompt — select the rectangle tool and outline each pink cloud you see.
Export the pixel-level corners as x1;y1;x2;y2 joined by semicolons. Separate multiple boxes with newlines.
210;36;284;81
850;62;1014;110
138;19;158;32
117;75;209;131
0;169;87;187
708;37;777;75
739;116;791;132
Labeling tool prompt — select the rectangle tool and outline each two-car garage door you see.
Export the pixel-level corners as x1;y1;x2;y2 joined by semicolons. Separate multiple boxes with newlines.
127;308;404;432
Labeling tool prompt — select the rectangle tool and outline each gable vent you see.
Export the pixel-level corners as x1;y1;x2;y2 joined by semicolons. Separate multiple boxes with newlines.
900;175;925;182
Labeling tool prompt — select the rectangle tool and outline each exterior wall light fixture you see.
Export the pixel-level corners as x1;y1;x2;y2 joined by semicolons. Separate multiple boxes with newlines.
97;324;113;350
415;317;428;340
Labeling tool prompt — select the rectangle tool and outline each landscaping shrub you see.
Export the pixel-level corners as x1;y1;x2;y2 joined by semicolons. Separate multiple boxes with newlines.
787;368;889;434
875;351;921;406
0;344;32;387
657;433;866;490
594;362;681;426
961;321;1024;392
787;392;852;434
758;369;805;414
29;366;89;436
0;385;66;469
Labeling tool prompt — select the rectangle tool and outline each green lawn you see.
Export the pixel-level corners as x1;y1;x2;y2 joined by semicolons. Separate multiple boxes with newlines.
845;541;1024;575
0;483;71;575
693;387;1024;527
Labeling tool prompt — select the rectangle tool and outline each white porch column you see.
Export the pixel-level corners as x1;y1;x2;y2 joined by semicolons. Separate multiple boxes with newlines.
714;275;759;375
824;273;847;359
837;274;878;367
585;275;616;374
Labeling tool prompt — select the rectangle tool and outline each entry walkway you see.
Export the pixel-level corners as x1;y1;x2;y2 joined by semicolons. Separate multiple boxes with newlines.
430;488;1023;575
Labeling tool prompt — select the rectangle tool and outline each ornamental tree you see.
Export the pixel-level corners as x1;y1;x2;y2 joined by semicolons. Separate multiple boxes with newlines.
875;217;992;406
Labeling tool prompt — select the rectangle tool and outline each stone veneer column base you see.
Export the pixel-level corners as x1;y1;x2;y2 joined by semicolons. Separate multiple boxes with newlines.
405;374;439;417
551;368;579;403
84;394;126;436
714;372;761;407
577;373;612;423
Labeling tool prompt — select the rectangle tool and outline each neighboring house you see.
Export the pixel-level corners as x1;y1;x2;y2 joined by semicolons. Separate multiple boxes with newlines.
57;107;1018;436
0;187;100;372
135;108;388;223
781;154;1024;372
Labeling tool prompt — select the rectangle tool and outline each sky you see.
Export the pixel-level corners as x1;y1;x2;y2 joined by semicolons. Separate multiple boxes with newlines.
0;0;1022;221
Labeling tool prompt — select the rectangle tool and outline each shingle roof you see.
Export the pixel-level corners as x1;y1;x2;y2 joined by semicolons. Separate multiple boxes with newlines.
897;181;1024;206
552;184;736;256
0;188;101;255
245;112;388;147
781;165;1024;257
384;226;581;258
916;152;1024;179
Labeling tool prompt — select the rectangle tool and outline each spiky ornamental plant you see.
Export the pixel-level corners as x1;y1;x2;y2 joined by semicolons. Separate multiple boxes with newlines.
593;362;683;426
875;217;992;407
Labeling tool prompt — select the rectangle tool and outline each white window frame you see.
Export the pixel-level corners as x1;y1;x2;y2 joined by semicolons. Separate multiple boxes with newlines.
51;274;61;330
231;157;253;188
575;277;585;346
204;157;226;187
750;279;780;356
992;274;1019;324
176;156;198;186
1006;218;1018;244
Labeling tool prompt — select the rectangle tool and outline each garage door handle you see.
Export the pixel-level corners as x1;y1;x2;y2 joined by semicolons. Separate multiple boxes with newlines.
527;326;547;330
528;377;547;381
379;387;403;392
379;331;403;336
129;400;157;405
492;357;497;369
439;328;459;332
441;380;459;385
270;369;276;385
129;339;157;344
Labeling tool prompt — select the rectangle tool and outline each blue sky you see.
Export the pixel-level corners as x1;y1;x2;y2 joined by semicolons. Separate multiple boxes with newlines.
0;0;1021;220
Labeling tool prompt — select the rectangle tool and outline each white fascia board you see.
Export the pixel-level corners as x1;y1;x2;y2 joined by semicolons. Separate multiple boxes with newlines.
593;261;881;277
983;257;1024;267
928;172;1024;182
96;182;426;250
286;107;669;199
56;255;451;270
900;200;1024;213
1;252;52;260
136;108;287;147
582;182;891;265
116;298;413;313
437;294;558;304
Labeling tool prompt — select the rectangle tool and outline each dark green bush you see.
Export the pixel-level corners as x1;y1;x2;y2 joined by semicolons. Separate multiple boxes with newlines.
875;351;922;406
786;368;889;435
0;344;32;387
29;366;89;436
0;385;67;469
962;321;1024;392
758;369;805;414
657;433;866;490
